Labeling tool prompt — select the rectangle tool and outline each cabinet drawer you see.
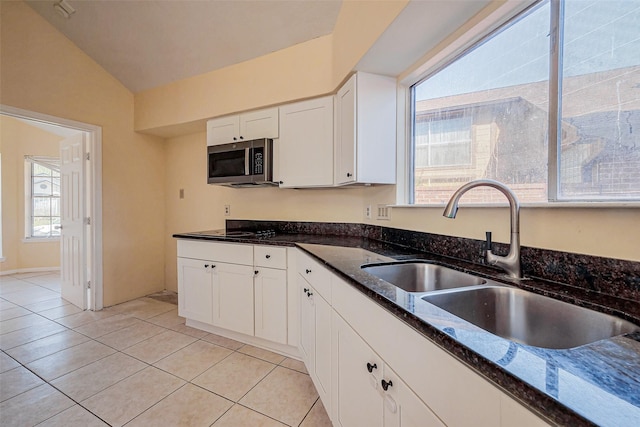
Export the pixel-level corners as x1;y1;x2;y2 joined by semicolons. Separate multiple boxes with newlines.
254;246;287;269
297;251;332;302
177;239;253;265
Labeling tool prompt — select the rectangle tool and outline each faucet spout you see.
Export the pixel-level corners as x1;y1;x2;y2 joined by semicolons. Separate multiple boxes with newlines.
443;179;522;279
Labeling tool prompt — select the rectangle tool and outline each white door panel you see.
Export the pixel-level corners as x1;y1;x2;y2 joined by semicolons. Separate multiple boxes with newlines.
60;133;86;309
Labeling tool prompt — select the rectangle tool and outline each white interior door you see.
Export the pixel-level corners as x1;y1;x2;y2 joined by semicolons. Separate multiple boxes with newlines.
60;133;86;309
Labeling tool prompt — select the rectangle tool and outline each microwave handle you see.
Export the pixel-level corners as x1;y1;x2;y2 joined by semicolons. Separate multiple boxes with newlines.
245;147;250;175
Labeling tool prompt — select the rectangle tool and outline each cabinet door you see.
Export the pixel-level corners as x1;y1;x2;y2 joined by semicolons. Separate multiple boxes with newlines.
254;267;287;344
207;115;240;146
335;74;357;185
212;262;255;336
314;290;332;411
177;257;214;324
299;274;315;368
278;96;334;187
241;108;279;140
383;366;445;427
333;312;384;427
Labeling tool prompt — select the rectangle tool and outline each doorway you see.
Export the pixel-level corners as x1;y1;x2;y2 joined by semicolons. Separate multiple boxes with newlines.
0;105;103;311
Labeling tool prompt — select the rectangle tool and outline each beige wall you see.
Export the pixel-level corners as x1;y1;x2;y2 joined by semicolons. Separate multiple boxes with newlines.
1;2;166;305
134;1;409;137
360;186;639;262
0;116;62;272
163;132;365;291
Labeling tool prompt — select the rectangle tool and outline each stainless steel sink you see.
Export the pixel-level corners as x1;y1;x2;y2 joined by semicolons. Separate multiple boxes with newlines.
362;261;486;293
422;286;640;349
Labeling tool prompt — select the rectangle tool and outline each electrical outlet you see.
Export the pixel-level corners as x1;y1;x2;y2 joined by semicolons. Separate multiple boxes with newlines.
365;204;372;219
224;205;231;216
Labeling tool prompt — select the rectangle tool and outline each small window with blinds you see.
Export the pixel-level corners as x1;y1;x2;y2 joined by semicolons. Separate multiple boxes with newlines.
25;156;61;239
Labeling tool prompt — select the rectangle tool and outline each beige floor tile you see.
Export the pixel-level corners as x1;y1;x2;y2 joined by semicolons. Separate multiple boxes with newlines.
239;344;287;364
123;329;197;363
240;366;319;426
0;299;18;311
212;404;287;427
5;329;90;364
280;357;308;374
201;332;244;350
96;320;166;350
0;281;37;295
108;298;176;319
0;365;45;402
0;351;20;373
146;307;184;328
169;322;210;338
27;339;115;381
74;314;141;338
51;352;147;401
1;287;61;305
300;398;332;427
127;383;233;427
23;297;69;313
0;383;74;427
38;303;84;320
37;404;109;426
81;366;185;427
0;306;31;321
0;321;68;350
0;312;53;334
155;340;233;380
193;352;275;402
55;310;118;328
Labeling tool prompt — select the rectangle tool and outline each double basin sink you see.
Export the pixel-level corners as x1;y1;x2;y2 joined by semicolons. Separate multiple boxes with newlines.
361;261;639;349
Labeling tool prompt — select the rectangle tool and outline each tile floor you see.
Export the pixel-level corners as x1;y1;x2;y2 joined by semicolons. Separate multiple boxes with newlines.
0;271;332;427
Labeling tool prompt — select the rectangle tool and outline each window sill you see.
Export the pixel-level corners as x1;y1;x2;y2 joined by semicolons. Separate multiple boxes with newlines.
22;237;61;243
392;201;640;209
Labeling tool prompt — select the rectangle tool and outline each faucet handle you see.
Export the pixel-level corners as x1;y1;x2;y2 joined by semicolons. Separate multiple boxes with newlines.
484;231;492;252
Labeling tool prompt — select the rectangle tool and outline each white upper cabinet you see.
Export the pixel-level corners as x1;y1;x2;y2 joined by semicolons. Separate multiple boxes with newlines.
278;96;334;188
335;72;397;185
207;107;279;146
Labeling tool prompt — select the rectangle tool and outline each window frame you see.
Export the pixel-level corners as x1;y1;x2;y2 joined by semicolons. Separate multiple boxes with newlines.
401;0;640;207
24;156;61;241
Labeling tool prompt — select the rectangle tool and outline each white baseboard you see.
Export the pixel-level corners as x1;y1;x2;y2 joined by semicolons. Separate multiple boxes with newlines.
0;266;60;276
186;319;301;360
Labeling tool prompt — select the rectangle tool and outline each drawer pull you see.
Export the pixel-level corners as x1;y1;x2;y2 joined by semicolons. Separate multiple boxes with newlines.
305;269;312;274
366;362;377;373
381;379;393;391
265;254;271;259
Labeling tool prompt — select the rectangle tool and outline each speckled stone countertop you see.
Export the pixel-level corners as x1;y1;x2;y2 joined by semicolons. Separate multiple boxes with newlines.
174;226;640;427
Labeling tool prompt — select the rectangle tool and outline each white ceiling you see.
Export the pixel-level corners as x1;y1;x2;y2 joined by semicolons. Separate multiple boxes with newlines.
26;0;343;93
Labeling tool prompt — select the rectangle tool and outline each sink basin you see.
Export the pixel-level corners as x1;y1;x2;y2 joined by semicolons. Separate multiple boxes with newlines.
362;261;486;293
422;286;640;349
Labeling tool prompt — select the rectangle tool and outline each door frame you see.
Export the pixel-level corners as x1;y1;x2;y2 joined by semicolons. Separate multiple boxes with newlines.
1;104;103;310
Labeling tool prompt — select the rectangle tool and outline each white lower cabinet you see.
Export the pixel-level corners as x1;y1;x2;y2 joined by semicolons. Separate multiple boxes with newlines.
254;266;287;344
177;240;289;345
177;257;214;324
212;262;255;336
299;273;332;412
332;311;444;427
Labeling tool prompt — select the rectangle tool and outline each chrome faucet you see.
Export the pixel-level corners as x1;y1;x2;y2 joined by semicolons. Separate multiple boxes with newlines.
443;179;522;279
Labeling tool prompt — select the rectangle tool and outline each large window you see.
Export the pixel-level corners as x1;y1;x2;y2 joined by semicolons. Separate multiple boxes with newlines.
411;0;640;204
25;157;61;239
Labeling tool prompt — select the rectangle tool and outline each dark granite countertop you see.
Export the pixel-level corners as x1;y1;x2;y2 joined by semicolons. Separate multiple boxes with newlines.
174;229;640;426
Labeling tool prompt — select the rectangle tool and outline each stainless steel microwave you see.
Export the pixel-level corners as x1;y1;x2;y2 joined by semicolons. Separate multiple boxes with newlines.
207;138;274;186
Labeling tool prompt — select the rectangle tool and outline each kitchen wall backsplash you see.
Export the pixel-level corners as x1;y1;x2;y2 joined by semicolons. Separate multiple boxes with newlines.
226;220;640;304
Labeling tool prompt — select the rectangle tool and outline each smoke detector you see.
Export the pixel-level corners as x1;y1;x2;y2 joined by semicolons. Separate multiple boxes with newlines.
54;0;76;19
